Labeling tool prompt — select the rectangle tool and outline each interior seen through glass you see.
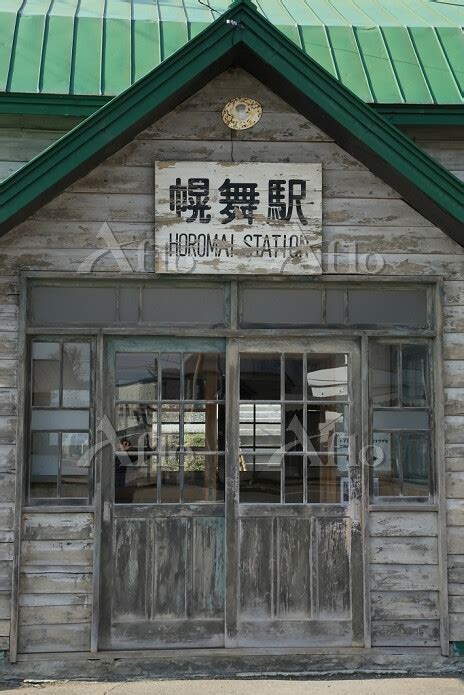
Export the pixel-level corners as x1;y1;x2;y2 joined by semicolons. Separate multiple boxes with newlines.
114;352;226;503
239;353;350;504
30;340;91;500
369;342;430;498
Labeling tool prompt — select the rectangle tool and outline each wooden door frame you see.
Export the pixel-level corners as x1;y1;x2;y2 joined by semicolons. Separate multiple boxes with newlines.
95;333;366;650
227;336;365;647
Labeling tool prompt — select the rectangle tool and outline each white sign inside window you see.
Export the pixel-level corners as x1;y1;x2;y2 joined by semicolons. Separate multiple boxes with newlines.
154;161;322;274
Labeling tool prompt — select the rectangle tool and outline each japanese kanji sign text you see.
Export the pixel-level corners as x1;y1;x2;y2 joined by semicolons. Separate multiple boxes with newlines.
154;162;322;274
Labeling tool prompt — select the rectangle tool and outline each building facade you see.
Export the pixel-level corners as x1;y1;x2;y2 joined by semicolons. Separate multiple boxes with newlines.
0;0;464;671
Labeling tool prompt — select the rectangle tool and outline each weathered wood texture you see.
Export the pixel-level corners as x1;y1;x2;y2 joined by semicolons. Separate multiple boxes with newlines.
369;512;440;647
17;513;93;653
0;68;462;652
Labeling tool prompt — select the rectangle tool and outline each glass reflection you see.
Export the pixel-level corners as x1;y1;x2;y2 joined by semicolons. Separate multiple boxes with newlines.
115;403;157;450
307;404;348;452
284;406;303;452
161;353;181;399
239;403;281;450
183;453;225;502
239;451;281;503
285;354;303;399
32;342;60;407
306;354;348;401
30;431;59;498
307;453;348;503
184;353;225;400
402;344;428;407
62;342;91;407
373;431;429;498
370;343;399;407
160;404;180;451
115;446;158;503
160;453;180;503
240;354;281;400
184;403;225;452
61;431;89;498
116;352;157;401
284;455;303;503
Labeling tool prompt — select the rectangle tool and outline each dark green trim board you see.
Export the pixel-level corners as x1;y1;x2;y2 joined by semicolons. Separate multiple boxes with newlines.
376;106;464;127
0;93;111;118
1;93;464;126
0;0;463;244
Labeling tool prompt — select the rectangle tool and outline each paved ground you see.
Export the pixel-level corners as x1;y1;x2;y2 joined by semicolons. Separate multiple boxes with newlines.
1;679;464;694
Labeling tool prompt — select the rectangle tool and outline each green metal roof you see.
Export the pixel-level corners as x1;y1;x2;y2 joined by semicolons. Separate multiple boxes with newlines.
1;0;463;243
0;0;463;104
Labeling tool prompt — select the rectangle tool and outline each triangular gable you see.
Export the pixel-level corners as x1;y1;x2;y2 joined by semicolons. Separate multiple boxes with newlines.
0;0;463;244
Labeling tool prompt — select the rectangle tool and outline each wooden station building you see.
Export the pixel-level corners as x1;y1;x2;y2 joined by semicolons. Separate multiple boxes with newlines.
0;0;464;674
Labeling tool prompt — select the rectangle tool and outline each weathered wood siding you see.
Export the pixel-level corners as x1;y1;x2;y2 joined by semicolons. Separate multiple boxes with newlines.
18;513;93;653
0;128;69;183
370;511;441;647
0;68;463;653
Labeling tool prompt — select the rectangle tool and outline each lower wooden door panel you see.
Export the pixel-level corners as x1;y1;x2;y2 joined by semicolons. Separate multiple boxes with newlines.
102;509;225;649
237;511;352;647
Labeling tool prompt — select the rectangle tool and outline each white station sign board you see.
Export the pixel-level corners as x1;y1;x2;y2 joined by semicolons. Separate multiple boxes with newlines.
154;161;322;274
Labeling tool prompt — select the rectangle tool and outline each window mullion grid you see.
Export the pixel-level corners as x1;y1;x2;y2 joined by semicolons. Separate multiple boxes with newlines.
398;345;404;496
59;339;64;408
57;431;63;499
280;354;285;504
303;353;308;504
156;353;162;503
179;353;185;504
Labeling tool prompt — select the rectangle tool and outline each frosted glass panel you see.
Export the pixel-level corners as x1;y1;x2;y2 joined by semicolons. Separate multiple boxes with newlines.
31;409;89;430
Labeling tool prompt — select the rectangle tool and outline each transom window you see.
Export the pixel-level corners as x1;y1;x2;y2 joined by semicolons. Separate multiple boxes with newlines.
114;351;226;504
239;353;350;504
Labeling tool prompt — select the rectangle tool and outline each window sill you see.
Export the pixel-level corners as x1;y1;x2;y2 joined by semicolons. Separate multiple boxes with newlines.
369;503;438;512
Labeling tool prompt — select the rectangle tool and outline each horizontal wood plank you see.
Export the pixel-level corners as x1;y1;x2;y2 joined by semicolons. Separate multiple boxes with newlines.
369;512;437;537
369;537;438;565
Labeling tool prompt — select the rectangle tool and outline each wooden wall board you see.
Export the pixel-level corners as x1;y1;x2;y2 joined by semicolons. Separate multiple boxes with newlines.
0;68;462;655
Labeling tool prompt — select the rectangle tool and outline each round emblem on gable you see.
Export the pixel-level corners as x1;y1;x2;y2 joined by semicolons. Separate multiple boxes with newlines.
222;97;263;130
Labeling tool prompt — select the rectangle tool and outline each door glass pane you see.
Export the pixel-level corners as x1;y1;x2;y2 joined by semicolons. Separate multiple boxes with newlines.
307;453;348;503
284;455;303;503
115;449;158;503
161;353;181;399
370;343;399;407
402;344;428;407
32;342;60;407
284;354;303;399
30;431;59;498
239;403;281;450
184;453;225;502
284;405;303;452
184;353;225;400
240;354;281;400
160;453;180;503
306;354;348;401
61;432;89;498
115;403;157;450
160;404;180;451
307;404;348;452
116;353;157;401
239;451;281;503
184;403;225;452
62;342;91;407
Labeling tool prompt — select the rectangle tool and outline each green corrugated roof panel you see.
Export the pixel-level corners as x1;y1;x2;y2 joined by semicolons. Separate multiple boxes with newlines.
1;0;463;103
